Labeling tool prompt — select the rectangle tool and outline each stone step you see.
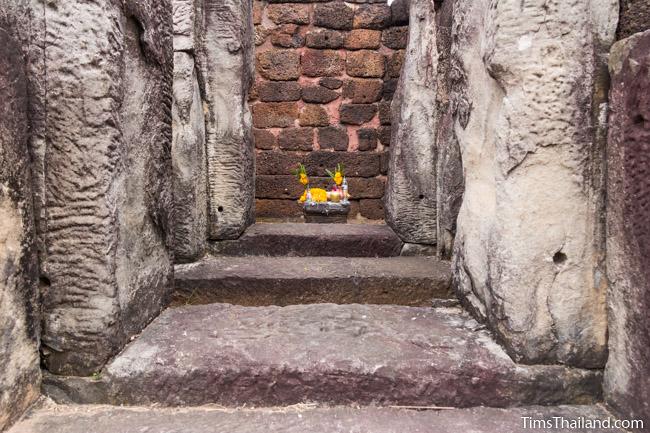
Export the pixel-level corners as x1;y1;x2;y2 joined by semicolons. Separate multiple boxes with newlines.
9;403;625;433
207;223;404;257
43;304;602;408
173;256;452;306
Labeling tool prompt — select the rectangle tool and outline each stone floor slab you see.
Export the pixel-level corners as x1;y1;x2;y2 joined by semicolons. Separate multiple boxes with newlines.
45;304;602;408
208;223;403;257
174;256;452;306
9;403;625;433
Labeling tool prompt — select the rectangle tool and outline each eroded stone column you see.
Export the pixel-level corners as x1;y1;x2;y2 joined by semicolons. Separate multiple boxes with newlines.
0;11;40;429
39;0;174;376
604;29;650;425
385;0;439;245
198;0;255;240
451;0;617;368
172;0;208;262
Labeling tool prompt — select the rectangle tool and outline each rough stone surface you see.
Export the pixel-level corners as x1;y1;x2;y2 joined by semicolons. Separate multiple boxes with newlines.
313;2;354;30
340;104;378;124
343;79;383;103
302;85;339;104
353;4;391;29
8;404;627;433
50;303;602;407
198;0;255;240
305;29;345;49
172;51;208;262
256;50;301;80
385;0;438;245
256;176;384;199
173;0;202;51
301;49;344;77
451;0;616;368
33;0;175;376
318;126;349;151
252;102;299;128
346;50;386;77
278;128;314;151
253;129;277;149
617;0;650;39
434;0;464;259
267;3;310;24
174;256;452;306
357;128;378;151
604;30;650;428
256;151;380;177
258;81;302;102
381;26;408;49
344;29;382;49
0;10;40;430
299;104;331;126
208;223;403;257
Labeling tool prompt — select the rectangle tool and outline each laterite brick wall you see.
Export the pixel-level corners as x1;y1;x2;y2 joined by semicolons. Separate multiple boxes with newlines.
251;0;408;220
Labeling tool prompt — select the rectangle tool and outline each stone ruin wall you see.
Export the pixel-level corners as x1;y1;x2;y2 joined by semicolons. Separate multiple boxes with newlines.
251;0;409;221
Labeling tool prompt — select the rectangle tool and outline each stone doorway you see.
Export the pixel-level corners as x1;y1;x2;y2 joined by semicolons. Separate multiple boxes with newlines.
250;0;408;222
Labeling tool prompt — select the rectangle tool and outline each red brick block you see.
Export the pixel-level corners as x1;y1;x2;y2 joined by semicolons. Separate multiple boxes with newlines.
299;104;330;126
343;79;383;103
257;50;301;80
353;4;391;30
318;126;349;151
344;29;382;50
314;2;354;30
305;29;345;49
254;128;277;150
346;50;385;78
339;103;377;125
258;81;302;102
278;127;314;151
252;102;299;128
382;26;408;49
267;4;310;24
302;49;344;77
302;85;339;104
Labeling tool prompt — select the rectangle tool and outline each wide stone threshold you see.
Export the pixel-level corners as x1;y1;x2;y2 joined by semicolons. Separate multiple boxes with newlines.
207;223;404;257
43;303;602;408
9;402;624;433
174;256;452;306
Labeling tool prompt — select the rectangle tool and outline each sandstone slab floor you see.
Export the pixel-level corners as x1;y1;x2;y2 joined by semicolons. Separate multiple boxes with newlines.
45;304;602;408
9;403;625;433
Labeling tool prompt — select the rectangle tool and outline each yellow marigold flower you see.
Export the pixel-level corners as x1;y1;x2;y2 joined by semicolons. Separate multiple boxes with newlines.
334;172;343;186
300;173;309;185
299;188;327;203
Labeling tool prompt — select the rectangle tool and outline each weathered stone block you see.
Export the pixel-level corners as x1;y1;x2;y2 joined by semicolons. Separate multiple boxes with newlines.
254;25;271;45
382;26;408;49
0;12;40;429
314;2;354;30
385;0;437;245
257;50;301;80
360;199;385;219
343;79;383;103
270;24;305;48
357;128;378;151
173;0;202;51
299;104;330;126
256;199;303;218
382;78;398;100
278;127;314;150
253;128;277;149
34;0;175;375
378;100;391;124
617;0;650;39
305;29;345;49
252;102;299;128
302;49;344;77
353;4;391;29
346;50;385;77
378;125;391;145
386;50;404;78
267;3;311;24
340;104;378;125
302;85;340;103
390;0;410;25
452;0;616;367
172;51;208;262
604;29;650;426
344;29;382;49
252;1;263;24
258;80;302;102
380;150;389;174
318;126;349;151
257;150;380;177
320;77;343;89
